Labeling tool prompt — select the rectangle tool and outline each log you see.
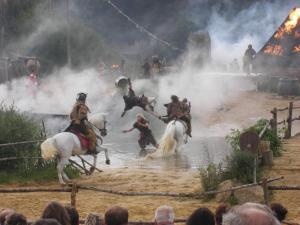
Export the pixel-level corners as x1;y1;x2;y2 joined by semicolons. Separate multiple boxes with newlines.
71;183;77;207
0;140;44;147
0;188;72;193
262;177;269;206
77;155;103;173
70;177;284;198
268;185;300;190
262;150;273;167
69;159;90;175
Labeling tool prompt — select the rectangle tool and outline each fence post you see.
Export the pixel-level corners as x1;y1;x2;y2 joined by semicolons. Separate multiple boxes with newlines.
287;102;293;139
262;177;269;206
270;108;277;137
71;183;77;208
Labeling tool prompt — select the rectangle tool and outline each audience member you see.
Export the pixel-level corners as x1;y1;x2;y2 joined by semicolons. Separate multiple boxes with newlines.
0;209;14;225
5;213;27;225
104;206;128;225
270;203;288;222
223;202;280;225
85;213;103;225
33;218;62;225
41;202;71;225
65;206;79;225
154;206;174;225
186;208;215;225
215;204;230;225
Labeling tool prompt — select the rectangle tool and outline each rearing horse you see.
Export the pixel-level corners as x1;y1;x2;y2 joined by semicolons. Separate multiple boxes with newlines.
41;113;109;184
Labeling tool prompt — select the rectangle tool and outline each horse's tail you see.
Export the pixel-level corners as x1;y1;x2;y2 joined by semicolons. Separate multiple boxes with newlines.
158;122;177;156
41;137;58;160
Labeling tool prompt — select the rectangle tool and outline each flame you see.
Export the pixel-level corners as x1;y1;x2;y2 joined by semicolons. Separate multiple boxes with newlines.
293;45;300;53
264;44;284;56
274;8;300;39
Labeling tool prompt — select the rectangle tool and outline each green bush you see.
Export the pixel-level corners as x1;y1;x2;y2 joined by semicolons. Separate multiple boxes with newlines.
0;104;41;171
224;151;261;184
199;163;226;198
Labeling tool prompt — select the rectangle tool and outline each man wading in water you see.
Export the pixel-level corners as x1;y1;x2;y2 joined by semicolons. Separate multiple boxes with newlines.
123;114;159;151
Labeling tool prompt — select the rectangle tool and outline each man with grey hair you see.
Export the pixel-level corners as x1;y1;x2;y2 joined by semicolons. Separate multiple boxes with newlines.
223;203;280;225
154;205;175;225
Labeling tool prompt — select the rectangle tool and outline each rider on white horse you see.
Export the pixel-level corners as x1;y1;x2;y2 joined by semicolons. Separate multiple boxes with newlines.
67;93;97;154
160;95;192;137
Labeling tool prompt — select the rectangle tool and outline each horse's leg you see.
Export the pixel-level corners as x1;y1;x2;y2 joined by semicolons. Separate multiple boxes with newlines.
96;145;110;165
57;158;68;184
89;154;97;173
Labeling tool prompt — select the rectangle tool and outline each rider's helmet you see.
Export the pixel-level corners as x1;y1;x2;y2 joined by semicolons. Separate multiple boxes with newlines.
77;93;87;102
171;95;179;102
248;44;252;49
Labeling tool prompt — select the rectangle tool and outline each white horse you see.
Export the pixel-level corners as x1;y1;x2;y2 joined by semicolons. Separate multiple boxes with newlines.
148;120;188;158
40;113;109;184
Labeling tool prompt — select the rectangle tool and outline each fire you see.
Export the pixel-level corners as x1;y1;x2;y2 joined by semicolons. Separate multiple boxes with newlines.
293;45;300;53
264;44;284;56
274;8;300;39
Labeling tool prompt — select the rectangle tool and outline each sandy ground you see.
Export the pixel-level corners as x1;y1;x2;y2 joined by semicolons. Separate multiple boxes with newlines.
2;90;300;222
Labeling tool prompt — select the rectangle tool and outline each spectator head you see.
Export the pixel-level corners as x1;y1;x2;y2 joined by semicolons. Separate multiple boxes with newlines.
0;209;14;225
223;202;280;225
5;213;27;225
154;206;175;225
33;219;62;225
65;206;79;225
85;213;103;225
104;206;128;225
215;204;230;225
186;208;215;225
270;203;288;222
41;202;70;225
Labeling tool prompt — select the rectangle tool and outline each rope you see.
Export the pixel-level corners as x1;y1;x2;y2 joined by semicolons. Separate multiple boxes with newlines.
102;0;183;52
0;157;43;161
0;140;45;148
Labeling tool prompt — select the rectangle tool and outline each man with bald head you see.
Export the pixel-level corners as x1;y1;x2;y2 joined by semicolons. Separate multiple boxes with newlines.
105;206;128;225
223;203;280;225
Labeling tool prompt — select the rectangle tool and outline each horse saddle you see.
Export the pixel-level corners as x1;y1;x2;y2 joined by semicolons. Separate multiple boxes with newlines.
66;128;90;149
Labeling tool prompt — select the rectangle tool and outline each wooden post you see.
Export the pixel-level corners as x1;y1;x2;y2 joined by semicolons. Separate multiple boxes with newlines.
287;102;293;139
271;108;277;137
71;183;77;208
262;177;269;206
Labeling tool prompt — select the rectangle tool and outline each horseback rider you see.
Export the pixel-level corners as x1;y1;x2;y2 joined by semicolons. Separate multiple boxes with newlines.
121;79;155;117
160;95;192;137
69;93;97;154
123;113;158;150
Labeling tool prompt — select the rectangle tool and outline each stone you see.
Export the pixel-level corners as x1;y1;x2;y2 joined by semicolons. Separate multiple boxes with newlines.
234;185;264;204
216;180;234;202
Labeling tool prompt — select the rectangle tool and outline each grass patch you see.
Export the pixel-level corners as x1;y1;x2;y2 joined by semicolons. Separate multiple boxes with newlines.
0;162;80;184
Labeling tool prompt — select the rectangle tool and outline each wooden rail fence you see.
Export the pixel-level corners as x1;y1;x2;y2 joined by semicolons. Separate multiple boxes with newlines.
271;101;300;138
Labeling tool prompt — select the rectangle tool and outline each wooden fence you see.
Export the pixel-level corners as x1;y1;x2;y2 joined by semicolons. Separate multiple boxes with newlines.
270;101;300;138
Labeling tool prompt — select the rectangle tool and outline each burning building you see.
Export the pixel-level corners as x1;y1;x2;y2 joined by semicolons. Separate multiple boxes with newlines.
254;8;300;76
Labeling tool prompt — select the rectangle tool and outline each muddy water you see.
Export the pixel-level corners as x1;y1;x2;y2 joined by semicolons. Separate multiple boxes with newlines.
80;135;232;170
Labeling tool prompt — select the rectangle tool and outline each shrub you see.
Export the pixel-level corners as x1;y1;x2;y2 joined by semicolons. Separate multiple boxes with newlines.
199;163;226;198
0;104;41;171
226;119;282;156
224;151;261;184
